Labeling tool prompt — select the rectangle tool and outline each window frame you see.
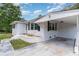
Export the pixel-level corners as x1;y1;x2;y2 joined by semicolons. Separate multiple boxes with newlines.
48;21;57;31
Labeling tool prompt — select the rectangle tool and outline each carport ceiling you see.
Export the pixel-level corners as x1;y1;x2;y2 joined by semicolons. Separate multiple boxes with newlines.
56;15;77;24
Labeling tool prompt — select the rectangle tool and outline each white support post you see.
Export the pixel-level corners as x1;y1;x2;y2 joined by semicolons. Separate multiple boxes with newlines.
26;24;28;31
75;15;79;54
33;23;35;30
30;22;31;30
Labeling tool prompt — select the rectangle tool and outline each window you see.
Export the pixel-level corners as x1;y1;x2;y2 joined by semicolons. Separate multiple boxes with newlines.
31;23;34;30
48;21;57;31
30;23;40;31
35;24;40;31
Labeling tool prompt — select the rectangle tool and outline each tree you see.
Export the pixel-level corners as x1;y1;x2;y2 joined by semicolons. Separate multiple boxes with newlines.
63;3;79;11
0;3;21;32
68;3;79;10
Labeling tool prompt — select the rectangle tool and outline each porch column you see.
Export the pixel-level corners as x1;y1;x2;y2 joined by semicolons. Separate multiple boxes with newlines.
75;15;79;54
33;23;35;30
38;22;48;41
26;24;28;31
30;22;31;30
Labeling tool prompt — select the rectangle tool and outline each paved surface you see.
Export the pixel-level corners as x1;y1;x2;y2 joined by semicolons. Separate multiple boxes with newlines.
13;39;76;56
0;39;14;56
42;39;74;56
14;43;54;56
11;35;42;43
0;39;77;56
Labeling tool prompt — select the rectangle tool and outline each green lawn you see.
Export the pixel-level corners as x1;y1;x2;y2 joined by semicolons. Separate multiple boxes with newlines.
0;33;11;40
27;34;35;37
10;39;32;50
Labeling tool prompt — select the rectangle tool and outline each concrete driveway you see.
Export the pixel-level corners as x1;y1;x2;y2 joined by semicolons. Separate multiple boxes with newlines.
13;38;75;56
42;38;74;56
0;37;77;56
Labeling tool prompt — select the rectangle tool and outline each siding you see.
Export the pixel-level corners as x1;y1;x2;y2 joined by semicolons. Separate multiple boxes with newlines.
12;23;27;35
39;21;76;41
57;23;77;39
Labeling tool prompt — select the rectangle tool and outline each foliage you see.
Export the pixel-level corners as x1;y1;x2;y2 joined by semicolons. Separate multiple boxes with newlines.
0;3;21;32
63;3;79;11
27;34;35;37
68;4;79;10
10;39;32;49
0;33;11;40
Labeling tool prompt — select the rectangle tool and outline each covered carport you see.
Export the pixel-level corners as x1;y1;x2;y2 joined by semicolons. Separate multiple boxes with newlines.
34;9;79;54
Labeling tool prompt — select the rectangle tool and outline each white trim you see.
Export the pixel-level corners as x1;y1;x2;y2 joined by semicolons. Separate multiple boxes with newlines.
75;15;79;54
30;22;31;30
35;9;79;23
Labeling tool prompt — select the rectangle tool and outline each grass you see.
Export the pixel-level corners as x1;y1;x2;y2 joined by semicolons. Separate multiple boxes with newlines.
10;39;33;50
0;33;11;40
27;34;34;37
26;34;40;37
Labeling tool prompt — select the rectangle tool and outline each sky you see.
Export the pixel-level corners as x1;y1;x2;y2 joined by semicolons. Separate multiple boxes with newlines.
18;3;74;20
